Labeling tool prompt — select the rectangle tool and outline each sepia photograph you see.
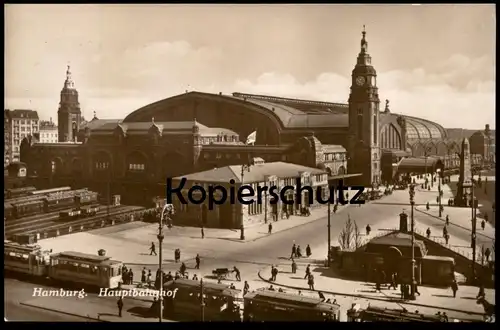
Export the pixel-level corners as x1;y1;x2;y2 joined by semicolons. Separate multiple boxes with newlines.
4;4;495;322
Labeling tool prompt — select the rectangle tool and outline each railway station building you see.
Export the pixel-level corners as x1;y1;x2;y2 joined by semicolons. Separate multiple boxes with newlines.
20;28;485;207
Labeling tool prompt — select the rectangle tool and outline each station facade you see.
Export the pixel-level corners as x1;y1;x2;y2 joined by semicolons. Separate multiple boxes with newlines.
20;28;487;207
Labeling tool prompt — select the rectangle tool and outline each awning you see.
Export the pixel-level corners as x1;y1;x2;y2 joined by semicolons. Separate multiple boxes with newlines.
328;173;362;180
397;157;441;173
382;149;411;157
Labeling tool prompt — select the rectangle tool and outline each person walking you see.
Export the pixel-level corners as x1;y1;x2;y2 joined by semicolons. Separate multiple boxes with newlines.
306;244;312;257
243;281;250;296
291;258;297;274
451;279;458;298
304;264;311;279
481;219;486;230
141;267;146;284
291;244;297;259
147;270;152;287
444;233;450;245
443;225;448;238
445;215;450;226
308;274;315;290
426;227;431;239
233;266;241;281
149;242;157;256
271;266;278;282
366;224;371;236
195;254;201;269
117;296;124;317
268;223;273;234
201;226;205;239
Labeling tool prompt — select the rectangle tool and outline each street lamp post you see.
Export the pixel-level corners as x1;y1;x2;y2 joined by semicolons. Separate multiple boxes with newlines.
471;178;477;283
409;184;417;300
157;203;171;323
200;279;205;322
437;168;442;217
327;199;331;267
240;163;251;240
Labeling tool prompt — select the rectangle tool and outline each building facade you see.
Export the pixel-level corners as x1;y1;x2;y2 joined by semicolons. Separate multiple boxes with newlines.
4;109;39;164
58;66;82;142
170;161;329;229
20;27;488;205
38;119;59;143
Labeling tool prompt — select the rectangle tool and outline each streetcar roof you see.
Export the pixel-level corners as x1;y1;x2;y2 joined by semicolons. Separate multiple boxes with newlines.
165;278;241;295
245;290;341;311
53;251;114;263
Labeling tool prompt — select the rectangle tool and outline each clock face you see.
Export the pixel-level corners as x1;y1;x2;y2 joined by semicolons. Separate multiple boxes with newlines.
356;76;366;86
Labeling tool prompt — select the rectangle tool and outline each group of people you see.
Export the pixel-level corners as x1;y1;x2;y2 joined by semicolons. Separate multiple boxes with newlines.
290;243;312;259
121;265;134;285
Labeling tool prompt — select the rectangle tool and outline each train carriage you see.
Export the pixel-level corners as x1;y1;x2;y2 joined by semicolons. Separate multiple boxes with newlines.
6;186;37;199
30;186;72;196
13;200;45;219
77;191;99;206
163;278;242;321
44;194;77;212
4;240;51;276
48;251;123;289
5;203;14;220
59;209;82;221
81;205;99;217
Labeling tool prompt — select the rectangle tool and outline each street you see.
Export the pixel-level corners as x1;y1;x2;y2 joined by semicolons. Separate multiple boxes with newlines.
4;185;493;321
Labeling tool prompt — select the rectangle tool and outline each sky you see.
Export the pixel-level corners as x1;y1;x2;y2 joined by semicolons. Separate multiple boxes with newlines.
4;4;496;129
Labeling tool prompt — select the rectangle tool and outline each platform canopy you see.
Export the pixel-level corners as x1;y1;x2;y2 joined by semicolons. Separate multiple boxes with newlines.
396;157;443;174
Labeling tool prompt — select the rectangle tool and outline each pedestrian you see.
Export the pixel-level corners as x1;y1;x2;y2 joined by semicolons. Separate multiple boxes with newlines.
243;281;249;296
291;244;297;259
389;272;398;290
443;225;448;238
147;269;152;287
291;258;297;274
174;249;178;263
129;269;134;285
426;202;430;211
444;233;450;245
192;274;198;281
414;284;421;296
308;274;315;290
180;262;186;275
442;312;449;322
366;224;371;236
122;269;128;284
485;247;491;262
304;264;311;279
149;242;157;256
141;267;146;283
426;227;431;238
451;279;458;298
318;291;326;302
268;223;273;234
117;296;124;317
296;245;302;258
195;254;200;269
445;215;450;225
272;266;278;281
305;244;312;257
201;226;205;239
476;284;485;300
481;220;486;230
233;266;241;281
333;204;338;214
484;213;489;223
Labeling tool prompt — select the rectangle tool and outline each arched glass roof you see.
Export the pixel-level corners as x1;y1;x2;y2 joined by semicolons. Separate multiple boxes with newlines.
404;116;446;141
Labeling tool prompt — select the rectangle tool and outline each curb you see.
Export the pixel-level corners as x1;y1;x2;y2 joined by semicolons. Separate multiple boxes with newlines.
19;302;109;322
256;269;484;316
415;207;494;240
237;204;353;244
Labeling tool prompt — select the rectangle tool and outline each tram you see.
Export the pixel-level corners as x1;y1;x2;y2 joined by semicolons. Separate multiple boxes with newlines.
243;289;341;321
162;278;241;321
348;306;443;322
48;251;123;289
4;241;51;276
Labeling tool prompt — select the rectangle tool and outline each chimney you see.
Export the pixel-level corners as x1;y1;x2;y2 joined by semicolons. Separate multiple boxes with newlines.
399;212;408;232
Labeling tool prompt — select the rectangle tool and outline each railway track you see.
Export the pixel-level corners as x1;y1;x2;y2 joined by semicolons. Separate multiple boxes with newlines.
5;206;144;238
5;205;121;232
21;206;144;236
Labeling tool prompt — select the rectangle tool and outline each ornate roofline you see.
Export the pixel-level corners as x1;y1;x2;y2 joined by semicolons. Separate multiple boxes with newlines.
232;92;348;109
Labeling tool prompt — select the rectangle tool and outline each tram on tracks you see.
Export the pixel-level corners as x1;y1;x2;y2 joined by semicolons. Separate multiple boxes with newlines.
4;240;51;276
4;243;124;289
348;306;446;322
48;251;123;289
243;289;341;321
162;278;241;321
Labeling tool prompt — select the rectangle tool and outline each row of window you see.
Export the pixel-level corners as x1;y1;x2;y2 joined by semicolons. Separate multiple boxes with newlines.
129;163;145;171
324;153;346;161
11;119;38;125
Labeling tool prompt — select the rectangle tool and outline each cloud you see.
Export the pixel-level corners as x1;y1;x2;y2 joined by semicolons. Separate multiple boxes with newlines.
5;46;494;130
233;54;495;129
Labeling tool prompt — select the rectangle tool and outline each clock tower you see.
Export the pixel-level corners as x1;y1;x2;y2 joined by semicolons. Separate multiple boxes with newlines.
347;26;381;186
58;65;82;142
